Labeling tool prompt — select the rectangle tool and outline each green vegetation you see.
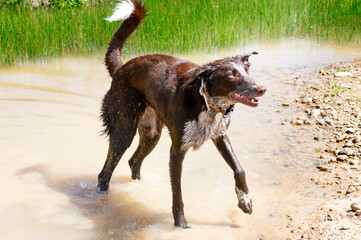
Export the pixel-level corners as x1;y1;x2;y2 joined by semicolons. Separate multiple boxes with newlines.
50;0;89;9
331;84;341;94
0;0;22;8
1;0;360;65
330;83;347;94
0;0;90;8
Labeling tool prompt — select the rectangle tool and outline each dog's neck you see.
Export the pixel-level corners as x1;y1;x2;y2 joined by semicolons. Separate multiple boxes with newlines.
199;79;234;115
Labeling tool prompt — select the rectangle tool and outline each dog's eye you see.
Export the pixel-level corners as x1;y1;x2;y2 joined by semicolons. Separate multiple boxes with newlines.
228;74;235;79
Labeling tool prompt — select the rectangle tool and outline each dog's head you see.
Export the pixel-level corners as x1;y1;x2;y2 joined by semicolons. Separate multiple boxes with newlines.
195;52;266;108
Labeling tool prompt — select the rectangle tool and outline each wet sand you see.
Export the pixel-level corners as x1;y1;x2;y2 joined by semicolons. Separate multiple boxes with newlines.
0;40;360;239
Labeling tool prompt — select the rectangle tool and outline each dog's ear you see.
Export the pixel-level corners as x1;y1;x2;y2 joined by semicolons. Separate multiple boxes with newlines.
186;66;215;86
232;51;258;72
184;66;214;108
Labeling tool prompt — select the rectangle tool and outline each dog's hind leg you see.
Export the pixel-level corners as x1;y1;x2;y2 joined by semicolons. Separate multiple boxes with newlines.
97;91;146;192
97;124;138;192
128;107;163;180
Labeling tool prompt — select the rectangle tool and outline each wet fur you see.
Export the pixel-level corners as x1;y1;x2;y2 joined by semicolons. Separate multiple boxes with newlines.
182;109;231;150
97;0;266;228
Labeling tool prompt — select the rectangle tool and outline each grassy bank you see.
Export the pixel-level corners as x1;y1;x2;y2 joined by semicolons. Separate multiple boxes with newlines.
1;0;360;66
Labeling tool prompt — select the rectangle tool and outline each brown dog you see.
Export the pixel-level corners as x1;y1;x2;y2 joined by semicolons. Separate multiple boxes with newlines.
98;0;266;228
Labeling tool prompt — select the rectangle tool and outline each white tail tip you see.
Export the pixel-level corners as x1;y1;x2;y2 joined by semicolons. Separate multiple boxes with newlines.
105;0;135;22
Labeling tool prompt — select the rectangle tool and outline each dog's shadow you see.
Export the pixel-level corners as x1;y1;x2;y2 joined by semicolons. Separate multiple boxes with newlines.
16;165;168;239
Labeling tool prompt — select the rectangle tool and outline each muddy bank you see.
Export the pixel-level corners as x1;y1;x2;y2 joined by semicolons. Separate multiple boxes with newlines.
283;59;361;239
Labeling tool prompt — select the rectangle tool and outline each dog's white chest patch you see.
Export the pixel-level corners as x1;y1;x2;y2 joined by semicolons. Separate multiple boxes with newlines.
182;111;231;150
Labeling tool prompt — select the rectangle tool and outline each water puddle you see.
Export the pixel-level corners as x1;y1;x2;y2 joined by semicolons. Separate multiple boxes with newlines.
0;40;360;239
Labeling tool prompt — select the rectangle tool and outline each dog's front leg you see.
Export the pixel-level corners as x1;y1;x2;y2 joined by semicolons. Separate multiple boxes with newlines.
212;135;252;214
169;145;189;228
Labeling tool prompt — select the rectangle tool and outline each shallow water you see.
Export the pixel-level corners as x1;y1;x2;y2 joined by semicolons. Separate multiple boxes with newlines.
0;40;360;240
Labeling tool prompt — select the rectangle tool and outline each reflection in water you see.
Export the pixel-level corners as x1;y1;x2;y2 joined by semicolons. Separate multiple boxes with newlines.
16;166;167;240
0;40;360;239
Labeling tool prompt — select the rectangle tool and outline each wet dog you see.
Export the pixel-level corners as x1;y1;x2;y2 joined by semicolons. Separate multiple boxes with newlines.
97;0;266;228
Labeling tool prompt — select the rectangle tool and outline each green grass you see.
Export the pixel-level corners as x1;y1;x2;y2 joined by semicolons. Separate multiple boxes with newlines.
330;83;347;94
1;0;360;66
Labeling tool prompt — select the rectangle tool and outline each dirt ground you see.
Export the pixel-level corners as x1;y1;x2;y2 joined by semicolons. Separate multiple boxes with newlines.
281;59;361;239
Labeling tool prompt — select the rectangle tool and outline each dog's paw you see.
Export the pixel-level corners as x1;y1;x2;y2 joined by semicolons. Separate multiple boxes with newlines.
131;172;141;180
238;197;252;214
96;182;109;194
236;188;253;214
129;161;142;180
174;220;190;229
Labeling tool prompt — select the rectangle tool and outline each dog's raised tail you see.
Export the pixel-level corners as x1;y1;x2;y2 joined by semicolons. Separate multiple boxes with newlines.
105;0;146;77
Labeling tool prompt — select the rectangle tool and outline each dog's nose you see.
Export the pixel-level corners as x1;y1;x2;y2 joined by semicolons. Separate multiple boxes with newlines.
256;85;267;96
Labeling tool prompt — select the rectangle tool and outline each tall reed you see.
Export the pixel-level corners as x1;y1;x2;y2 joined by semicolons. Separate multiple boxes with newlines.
1;0;360;66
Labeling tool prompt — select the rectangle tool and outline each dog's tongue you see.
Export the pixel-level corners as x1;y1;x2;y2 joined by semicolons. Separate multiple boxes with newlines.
230;93;259;107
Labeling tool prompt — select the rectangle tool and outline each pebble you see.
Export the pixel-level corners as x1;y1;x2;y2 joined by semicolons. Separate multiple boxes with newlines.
316;165;329;172
337;155;348;162
301;97;312;104
336;134;347;142
316;119;325;125
291;119;303;125
346;128;356;134
339;147;355;156
344;141;354;147
282;103;290;107
304;119;312;125
340;225;350;230
349;160;358;165
325;148;336;154
351;203;360;212
310;109;321;118
335;72;352;77
329;110;338;118
356;210;361;216
324;117;333;125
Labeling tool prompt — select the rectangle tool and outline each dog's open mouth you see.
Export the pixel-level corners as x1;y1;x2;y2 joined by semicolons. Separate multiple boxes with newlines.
230;93;259;107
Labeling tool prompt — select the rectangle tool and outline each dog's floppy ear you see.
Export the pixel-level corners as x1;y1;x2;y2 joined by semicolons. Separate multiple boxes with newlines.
184;66;214;107
186;65;214;86
232;51;258;71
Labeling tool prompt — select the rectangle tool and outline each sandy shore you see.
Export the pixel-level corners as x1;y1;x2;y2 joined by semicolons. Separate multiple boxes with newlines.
283;59;361;239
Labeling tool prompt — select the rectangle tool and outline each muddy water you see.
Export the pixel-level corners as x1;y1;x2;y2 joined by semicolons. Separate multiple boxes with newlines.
0;40;360;240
